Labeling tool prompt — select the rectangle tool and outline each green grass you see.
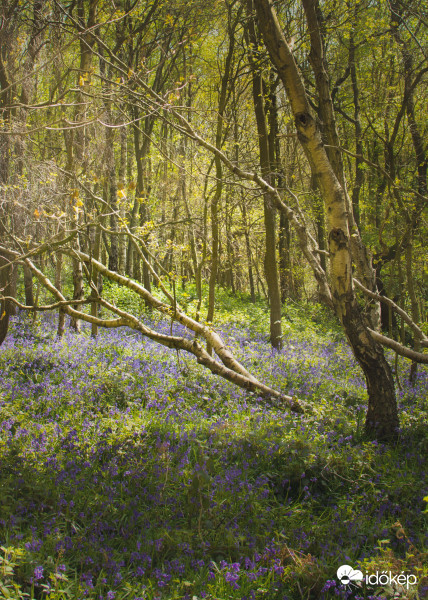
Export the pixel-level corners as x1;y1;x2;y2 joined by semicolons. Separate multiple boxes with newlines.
0;288;427;600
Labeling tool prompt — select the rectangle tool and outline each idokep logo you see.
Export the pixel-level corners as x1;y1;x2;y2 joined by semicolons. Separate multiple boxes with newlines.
337;565;364;586
336;564;418;591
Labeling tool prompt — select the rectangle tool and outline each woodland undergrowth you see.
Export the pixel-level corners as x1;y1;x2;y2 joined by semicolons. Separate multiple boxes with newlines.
0;286;427;600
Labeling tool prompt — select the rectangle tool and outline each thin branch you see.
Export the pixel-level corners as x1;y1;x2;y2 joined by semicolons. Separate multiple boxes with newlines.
0;231;79;272
335;146;428;204
368;329;428;364
0;296;91;311
354;279;428;346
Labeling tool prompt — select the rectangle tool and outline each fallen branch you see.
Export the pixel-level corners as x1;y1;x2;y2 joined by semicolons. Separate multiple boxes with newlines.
18;254;303;413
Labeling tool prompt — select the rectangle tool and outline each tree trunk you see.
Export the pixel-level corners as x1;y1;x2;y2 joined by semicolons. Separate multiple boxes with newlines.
225;203;235;293
66;0;97;331
341;301;398;436
246;5;282;348
0;19;14;338
118;125;127;275
241;199;256;302
349;26;363;230
8;267;17;316
55;252;65;338
207;50;231;326
406;239;420;382
129;114;152;300
278;210;294;302
254;0;399;438
302;0;381;330
311;173;327;275
0;252;13;346
90;225;102;338
24;263;34;307
106;125;118;273
390;2;426;382
70;244;84;332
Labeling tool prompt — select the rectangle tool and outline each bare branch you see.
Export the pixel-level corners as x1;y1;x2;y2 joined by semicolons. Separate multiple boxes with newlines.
354;278;428;346
368;329;428;364
0;296;91;311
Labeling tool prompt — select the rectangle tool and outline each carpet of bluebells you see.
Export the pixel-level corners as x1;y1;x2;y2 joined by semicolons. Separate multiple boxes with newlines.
0;290;427;600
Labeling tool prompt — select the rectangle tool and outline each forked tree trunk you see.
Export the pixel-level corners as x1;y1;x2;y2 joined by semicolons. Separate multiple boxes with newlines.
254;0;399;438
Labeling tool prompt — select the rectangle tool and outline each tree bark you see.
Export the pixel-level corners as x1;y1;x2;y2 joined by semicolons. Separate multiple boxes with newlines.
19;249;303;414
241;199;256;302
118;125;127;275
129;112;152;300
302;0;381;330
65;0;97;332
405;240;420;381
24;263;34;307
55;252;65;338
105;121;118;273
0;9;15;334
89;223;102;338
206;20;236;328
246;3;282;348
349;25;363;230
70;240;84;332
254;0;399;438
0;251;13;346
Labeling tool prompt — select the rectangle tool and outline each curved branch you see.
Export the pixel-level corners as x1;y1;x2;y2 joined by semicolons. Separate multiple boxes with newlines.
52;15;332;306
354;278;428;346
368;329;428;364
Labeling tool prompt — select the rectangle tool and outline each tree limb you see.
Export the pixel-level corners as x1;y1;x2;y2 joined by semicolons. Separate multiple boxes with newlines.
368;329;428;364
354;278;428;346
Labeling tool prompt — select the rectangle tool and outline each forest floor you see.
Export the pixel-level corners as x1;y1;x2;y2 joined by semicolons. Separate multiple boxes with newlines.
0;288;427;600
